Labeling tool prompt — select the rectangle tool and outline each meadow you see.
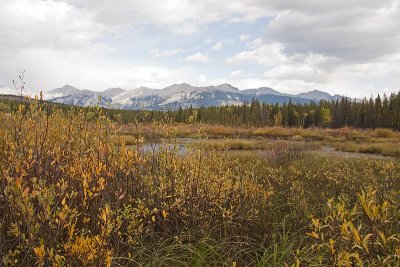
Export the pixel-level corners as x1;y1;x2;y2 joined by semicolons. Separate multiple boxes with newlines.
1;99;400;266
118;123;400;158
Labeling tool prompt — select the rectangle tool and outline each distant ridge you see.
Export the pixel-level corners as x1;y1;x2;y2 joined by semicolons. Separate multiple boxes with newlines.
1;83;343;110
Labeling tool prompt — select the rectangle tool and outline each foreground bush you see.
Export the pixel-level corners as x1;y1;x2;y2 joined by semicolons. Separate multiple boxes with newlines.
0;99;399;266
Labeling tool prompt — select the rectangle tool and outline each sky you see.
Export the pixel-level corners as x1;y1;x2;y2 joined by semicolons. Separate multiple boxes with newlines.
0;0;399;98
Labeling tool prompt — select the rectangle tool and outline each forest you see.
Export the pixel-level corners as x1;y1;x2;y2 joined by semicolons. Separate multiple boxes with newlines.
2;92;400;130
101;92;400;130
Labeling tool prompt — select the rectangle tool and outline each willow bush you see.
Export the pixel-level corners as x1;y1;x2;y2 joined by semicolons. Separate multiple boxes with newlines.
0;100;270;266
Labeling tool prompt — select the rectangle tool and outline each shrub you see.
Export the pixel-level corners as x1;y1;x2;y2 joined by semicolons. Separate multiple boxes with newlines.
373;128;396;138
1;99;399;266
290;135;304;142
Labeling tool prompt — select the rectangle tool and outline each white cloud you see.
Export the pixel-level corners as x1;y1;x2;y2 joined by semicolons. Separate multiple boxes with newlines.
197;74;207;83
184;52;209;64
0;0;107;52
0;86;16;95
149;48;183;58
57;0;275;34
211;42;222;51
229;70;243;78
0;44;197;92
225;37;400;97
229;78;270;90
226;42;287;66
239;34;252;41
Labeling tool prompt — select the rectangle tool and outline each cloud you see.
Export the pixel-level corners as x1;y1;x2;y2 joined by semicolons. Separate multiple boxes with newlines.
149;48;183;58
197;74;207;83
228;78;270;90
225;36;400;97
211;42;222;51
0;0;399;97
184;52;209;64
265;3;400;62
226;42;287;66
239;34;252;41
228;70;243;78
0;0;107;53
56;0;276;34
0;86;16;95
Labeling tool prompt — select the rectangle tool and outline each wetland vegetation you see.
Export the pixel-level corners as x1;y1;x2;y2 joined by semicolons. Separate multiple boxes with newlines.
0;97;400;266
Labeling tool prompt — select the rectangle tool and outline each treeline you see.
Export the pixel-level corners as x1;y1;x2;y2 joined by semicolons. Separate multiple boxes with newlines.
104;92;400;130
1;91;400;130
194;93;400;129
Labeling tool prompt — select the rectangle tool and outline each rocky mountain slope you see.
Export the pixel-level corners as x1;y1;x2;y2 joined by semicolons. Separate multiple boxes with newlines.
2;83;343;110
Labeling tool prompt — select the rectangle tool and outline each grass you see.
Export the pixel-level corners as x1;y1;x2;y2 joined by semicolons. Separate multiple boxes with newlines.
193;139;320;152
331;141;400;157
1;101;400;266
119;123;400;140
118;123;400;158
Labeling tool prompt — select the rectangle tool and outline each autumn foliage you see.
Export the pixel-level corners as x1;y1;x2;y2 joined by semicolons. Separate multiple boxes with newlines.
0;98;399;266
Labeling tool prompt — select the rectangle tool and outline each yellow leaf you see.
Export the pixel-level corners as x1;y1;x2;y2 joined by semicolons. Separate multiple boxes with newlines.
33;245;45;260
106;249;112;267
311;218;320;229
15;177;22;188
396;247;400;256
352;227;361;244
378;231;386;245
362;233;373;253
151;215;156;222
162;210;169;219
22;187;30;198
307;231;319;239
100;206;110;222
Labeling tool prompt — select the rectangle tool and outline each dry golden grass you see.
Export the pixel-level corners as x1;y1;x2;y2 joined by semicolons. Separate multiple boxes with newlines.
120;123;400;142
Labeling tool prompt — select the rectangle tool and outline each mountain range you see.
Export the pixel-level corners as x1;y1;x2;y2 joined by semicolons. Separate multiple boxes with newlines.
2;83;343;110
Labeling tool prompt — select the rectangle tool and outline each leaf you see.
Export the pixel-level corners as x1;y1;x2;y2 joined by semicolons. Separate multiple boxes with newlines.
352;226;361;244
312;218;320;229
329;239;336;254
100;206;110;222
33;244;45;259
162;210;169;219
22;187;30;198
307;231;319;239
15;177;22;188
362;233;373;253
378;230;387;245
